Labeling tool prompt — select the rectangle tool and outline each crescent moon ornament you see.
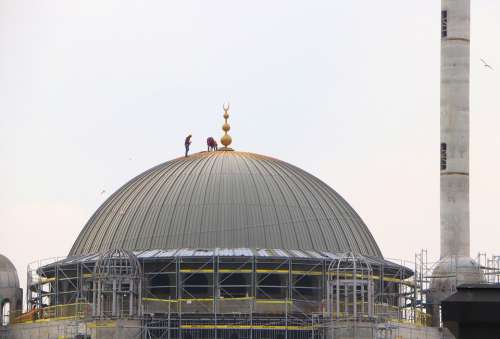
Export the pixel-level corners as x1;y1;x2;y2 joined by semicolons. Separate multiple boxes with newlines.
221;103;232;148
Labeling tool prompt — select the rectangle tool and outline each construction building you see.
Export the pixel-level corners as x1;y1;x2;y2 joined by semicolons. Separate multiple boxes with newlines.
1;0;499;338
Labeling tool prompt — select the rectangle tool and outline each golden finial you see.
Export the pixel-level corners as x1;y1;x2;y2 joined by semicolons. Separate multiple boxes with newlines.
220;103;232;148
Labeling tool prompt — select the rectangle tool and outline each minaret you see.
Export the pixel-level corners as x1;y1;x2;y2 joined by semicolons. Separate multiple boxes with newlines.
430;0;480;326
440;0;470;260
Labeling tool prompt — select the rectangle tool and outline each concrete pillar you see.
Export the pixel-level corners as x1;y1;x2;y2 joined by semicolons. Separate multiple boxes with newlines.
129;280;134;316
431;2;481;326
112;280;117;317
440;0;470;259
96;280;101;317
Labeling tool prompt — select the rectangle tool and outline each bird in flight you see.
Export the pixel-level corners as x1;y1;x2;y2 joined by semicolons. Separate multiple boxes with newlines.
480;58;494;70
100;190;106;195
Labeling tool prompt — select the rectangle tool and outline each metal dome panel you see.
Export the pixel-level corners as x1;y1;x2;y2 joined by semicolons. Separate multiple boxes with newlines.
70;151;382;257
0;254;20;289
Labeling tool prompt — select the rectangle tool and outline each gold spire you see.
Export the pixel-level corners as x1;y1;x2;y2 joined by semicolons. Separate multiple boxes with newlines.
220;103;232;148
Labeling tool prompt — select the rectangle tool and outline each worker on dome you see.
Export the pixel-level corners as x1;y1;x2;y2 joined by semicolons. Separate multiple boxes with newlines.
184;134;192;157
207;137;218;151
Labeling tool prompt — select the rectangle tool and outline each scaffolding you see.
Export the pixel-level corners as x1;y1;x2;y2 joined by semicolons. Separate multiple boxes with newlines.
92;249;142;318
21;251;336;338
478;253;500;284
324;252;422;326
23;248;499;338
326;253;374;319
414;249;430;325
412;249;500;328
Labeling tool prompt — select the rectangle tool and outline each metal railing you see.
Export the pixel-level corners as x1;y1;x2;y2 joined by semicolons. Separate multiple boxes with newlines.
12;303;91;324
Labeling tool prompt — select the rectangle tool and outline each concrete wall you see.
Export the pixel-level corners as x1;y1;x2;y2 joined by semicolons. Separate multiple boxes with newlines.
327;322;454;339
8;319;454;339
10;319;141;339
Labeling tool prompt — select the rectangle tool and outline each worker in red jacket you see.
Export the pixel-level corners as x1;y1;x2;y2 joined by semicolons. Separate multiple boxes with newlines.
207;137;218;151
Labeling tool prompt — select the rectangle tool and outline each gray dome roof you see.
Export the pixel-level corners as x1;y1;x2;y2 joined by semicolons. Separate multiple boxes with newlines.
0;254;19;289
70;151;382;257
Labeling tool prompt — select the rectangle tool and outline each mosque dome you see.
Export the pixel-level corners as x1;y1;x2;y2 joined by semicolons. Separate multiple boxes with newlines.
0;254;19;289
70;151;382;257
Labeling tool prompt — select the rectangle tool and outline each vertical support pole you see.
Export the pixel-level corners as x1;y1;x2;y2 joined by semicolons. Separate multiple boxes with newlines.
96;280;101;318
112;279;117;317
129;280;134;316
168;297;171;339
381;262;385;317
368;279;373;318
138;278;142;316
77;263;81;302
285;299;288;339
177;257;182;339
495;257;500;284
343;281;348;318
326;274;331;319
250;256;255;339
361;280;365;316
26;265;30;312
213;255;217;339
92;280;96;317
336;264;340;318
353;258;357;319
214;255;218;314
55;262;59;316
414;252;418;323
286;258;292;339
311;314;315;339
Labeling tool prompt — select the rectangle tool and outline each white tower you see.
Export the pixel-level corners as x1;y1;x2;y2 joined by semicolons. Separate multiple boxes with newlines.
440;0;470;260
430;0;480;326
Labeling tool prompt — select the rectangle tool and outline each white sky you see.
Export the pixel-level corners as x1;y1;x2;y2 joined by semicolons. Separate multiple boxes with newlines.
1;1;499;298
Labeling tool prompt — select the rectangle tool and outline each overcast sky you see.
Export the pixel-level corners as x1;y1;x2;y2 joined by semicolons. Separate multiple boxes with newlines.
1;1;499;296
